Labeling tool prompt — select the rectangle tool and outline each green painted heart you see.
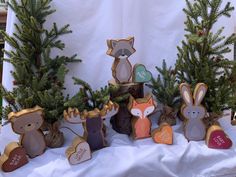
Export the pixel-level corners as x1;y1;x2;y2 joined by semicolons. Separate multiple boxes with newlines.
133;64;152;83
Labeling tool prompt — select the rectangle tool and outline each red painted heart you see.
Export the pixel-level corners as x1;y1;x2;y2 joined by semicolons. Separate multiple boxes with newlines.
208;130;232;149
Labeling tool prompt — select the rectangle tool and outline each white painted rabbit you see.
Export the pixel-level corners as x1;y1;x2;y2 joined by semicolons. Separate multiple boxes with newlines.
179;83;208;141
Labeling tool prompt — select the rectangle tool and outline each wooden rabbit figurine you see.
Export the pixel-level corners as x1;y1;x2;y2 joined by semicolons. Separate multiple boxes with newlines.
179;83;208;141
107;37;136;83
128;95;155;139
64;101;119;151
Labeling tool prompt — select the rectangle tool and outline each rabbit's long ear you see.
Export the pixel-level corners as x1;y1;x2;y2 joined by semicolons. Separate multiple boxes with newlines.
193;83;207;106
179;83;193;106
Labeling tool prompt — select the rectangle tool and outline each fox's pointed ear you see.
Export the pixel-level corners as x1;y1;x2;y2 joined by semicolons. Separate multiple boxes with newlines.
147;95;154;105
111;40;118;48
128;37;134;46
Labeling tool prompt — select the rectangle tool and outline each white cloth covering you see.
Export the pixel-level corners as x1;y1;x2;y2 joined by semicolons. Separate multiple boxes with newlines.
1;0;236;176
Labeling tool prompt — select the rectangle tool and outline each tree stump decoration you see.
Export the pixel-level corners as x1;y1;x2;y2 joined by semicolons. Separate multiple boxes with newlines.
109;80;144;135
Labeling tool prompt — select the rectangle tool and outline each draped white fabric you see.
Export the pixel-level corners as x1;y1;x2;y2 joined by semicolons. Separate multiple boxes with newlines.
1;0;236;176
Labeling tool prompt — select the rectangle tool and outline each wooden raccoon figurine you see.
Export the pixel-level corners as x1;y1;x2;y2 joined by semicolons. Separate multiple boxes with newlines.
107;37;136;83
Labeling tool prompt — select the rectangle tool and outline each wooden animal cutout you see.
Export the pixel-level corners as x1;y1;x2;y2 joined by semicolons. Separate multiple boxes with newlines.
64;101;119;151
107;37;136;83
0;142;28;172
133;64;152;83
152;123;173;145
179;83;208;141
206;124;232;149
66;136;91;165
231;111;236;125
8;106;46;158
128;95;155;139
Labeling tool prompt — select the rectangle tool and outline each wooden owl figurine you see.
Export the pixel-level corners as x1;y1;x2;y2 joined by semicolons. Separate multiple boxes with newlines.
179;83;208;141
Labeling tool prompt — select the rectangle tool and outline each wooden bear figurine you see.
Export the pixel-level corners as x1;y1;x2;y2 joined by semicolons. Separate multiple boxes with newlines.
179;83;208;141
64;101;119;151
8;106;46;158
107;37;136;83
128;95;155;139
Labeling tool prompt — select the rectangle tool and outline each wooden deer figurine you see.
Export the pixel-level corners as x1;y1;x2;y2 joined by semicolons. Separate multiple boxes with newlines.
128;95;155;139
179;83;208;141
64;101;119;151
107;37;136;83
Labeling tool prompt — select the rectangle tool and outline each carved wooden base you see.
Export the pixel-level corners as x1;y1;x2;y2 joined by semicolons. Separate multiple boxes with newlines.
109;80;144;135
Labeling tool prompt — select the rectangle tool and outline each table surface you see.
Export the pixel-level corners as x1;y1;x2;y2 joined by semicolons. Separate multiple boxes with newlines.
0;111;236;177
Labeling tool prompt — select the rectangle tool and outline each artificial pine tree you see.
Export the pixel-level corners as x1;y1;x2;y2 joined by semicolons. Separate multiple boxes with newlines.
175;0;236;127
0;0;80;147
64;77;129;111
147;60;180;126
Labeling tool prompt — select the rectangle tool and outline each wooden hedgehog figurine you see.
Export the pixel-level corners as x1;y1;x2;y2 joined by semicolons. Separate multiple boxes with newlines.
107;37;136;83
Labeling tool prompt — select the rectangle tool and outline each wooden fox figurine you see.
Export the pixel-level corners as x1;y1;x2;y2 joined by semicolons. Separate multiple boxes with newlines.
128;95;155;139
107;37;136;83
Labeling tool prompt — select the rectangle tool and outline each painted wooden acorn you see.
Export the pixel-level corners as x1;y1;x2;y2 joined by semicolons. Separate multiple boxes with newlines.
64;101;119;151
179;83;208;141
206;124;232;149
66;136;91;165
8;106;46;158
0;142;28;172
128;95;155;139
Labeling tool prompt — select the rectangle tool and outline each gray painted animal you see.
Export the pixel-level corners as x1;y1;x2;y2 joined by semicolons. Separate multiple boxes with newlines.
107;37;136;83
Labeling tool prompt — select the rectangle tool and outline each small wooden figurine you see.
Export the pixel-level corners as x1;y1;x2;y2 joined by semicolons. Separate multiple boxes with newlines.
179;83;208;141
231;111;236;125
206;124;232;149
64;101;119;151
128;95;155;139
109;79;144;135
133;64;152;83
0;142;28;172
66;136;91;165
8;106;46;158
107;37;136;83
152;123;173;145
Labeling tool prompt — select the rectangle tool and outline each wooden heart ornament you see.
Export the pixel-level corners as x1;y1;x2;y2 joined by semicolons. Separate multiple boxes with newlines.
152;123;173;145
66;136;91;165
133;64;152;83
206;125;232;149
0;142;28;172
